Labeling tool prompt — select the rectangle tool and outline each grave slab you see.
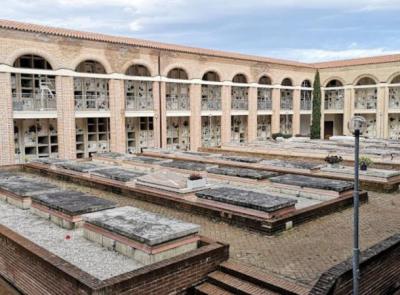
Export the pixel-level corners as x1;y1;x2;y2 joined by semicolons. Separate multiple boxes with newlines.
125;156;172;165
321;166;400;178
56;161;107;173
160;160;217;171
91;167;146;182
261;159;320;170
196;187;296;214
207;166;279;180
222;155;262;163
83;206;200;264
31;158;68;165
269;174;354;193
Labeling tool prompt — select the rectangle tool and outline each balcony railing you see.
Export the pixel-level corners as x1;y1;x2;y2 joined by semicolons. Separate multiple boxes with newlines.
324;90;344;110
354;89;377;110
126;95;154;111
12;93;56;111
166;94;190;111
257;99;272;110
389;87;400;109
231;98;248;110
280;99;293;110
325;99;344;110
300;99;312;110
201;98;221;111
75;95;109;111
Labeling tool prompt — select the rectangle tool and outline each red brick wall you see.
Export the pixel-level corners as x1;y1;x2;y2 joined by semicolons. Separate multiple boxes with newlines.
0;225;228;295
310;233;400;295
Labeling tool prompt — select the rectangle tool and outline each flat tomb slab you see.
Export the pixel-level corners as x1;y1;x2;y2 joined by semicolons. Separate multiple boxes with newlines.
222;155;262;163
56;161;107;173
125;156;172;165
160;160;217;171
96;152;127;160
269;174;354;193
136;171;211;193
195;187;296;214
31;158;68;165
91;167;146;182
83;207;200;264
207;166;279;180
261;159;320;170
320;166;400;179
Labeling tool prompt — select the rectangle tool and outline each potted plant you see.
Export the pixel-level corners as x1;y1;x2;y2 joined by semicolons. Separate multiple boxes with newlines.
324;155;343;168
187;173;207;189
359;156;373;171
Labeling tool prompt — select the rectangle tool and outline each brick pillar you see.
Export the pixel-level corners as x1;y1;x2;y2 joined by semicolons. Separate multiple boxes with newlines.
0;72;15;165
292;89;301;136
190;84;201;151
56;76;76;160
343;87;353;135
248;86;257;142
109;79;126;153
377;85;388;139
221;85;231;144
271;88;281;133
160;82;167;148
152;81;161;148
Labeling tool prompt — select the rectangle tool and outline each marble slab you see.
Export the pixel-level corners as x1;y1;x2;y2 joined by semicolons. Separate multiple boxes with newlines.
222;155;262;163
160;160;217;171
207;166;279;180
321;166;400;178
83;206;200;246
32;190;116;216
196;187;296;213
0;177;59;197
261;159;320;170
125;156;172;165
56;161;107;173
96;152;128;160
269;174;354;192
31;158;68;165
91;167;146;182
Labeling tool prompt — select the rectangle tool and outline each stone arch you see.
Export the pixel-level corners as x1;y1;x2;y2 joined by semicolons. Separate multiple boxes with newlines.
13;54;53;70
258;75;272;85
323;77;346;87
163;64;191;79
125;64;151;76
353;74;378;85
202;70;220;82
281;77;293;87
301;79;312;87
388;72;400;84
72;54;112;74
8;48;58;69
232;73;248;83
121;60;154;76
75;60;107;74
166;67;189;80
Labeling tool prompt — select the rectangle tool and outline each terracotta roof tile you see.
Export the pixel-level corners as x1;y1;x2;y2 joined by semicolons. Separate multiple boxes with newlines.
314;54;400;69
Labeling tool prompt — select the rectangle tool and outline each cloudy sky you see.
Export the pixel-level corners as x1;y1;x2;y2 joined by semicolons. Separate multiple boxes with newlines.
1;0;400;62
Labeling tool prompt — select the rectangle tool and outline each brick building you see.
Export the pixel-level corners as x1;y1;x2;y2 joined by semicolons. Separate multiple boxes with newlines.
1;19;400;166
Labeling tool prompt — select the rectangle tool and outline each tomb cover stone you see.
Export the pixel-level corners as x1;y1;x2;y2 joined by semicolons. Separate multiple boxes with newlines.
321;166;400;178
91;167;146;182
31;190;116;216
207;166;279;180
261;159;320;170
180;151;213;157
56;161;106;173
196;187;296;213
31;158;68;165
0;177;59;197
160;160;216;171
96;152;127;160
83;206;200;246
222;155;262;163
269;174;354;192
126;156;171;165
138;171;188;190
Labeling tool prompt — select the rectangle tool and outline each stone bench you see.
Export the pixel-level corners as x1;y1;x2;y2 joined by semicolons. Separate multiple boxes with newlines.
83;206;200;264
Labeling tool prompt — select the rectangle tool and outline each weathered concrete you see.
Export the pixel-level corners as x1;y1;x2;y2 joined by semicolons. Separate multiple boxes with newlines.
0;177;59;197
261;159;320;170
196;187;297;213
269;174;354;192
321;165;400;178
91;167;146;182
83;206;200;246
160;160;217;171
56;161;107;173
222;155;262;163
31;190;116;216
207;166;279;180
31;158;68;165
126;156;172;165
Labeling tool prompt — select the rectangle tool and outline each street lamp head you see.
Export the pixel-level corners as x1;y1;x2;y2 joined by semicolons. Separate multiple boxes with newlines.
348;116;367;135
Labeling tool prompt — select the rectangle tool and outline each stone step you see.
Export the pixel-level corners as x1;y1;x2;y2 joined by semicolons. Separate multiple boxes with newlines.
194;282;235;295
219;261;309;295
208;271;279;295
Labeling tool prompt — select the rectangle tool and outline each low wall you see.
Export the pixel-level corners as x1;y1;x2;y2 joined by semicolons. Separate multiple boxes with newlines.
310;233;400;295
0;225;228;295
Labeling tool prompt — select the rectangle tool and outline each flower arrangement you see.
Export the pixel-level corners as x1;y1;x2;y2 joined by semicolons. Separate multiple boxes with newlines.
325;155;343;165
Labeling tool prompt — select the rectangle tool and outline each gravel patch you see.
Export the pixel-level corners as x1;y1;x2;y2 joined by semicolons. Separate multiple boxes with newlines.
0;201;143;280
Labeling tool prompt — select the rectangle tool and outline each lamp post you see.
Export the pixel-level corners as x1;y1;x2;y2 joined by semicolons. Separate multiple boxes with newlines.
348;115;367;295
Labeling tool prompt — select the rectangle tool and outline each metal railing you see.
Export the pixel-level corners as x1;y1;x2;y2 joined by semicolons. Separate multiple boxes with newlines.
201;98;221;111
300;99;312;110
166;94;190;111
257;99;272;110
126;95;154;111
12;93;56;111
75;95;109;111
231;98;248;110
325;99;344;110
280;98;293;110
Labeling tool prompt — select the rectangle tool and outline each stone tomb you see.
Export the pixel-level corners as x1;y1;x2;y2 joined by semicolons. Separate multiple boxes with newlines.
56;161;107;173
269;174;354;198
0;175;59;209
90;167;146;182
260;159;321;171
207;166;279;180
222;155;262;163
31;158;68;165
136;170;212;193
160;160;217;171
83;206;200;264
125;156;172;165
196;187;296;218
30;190;116;229
321;165;400;179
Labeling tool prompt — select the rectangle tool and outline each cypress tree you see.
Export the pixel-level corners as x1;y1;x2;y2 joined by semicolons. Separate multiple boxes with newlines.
310;70;322;139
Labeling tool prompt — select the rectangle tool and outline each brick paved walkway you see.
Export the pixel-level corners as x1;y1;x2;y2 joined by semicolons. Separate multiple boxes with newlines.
32;177;400;288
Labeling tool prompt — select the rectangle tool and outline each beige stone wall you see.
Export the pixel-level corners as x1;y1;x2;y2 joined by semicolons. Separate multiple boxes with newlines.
0;72;14;165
